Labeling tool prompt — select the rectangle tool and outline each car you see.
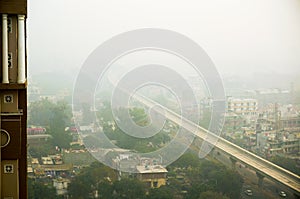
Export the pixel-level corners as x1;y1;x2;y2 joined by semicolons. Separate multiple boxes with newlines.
244;189;253;196
279;191;286;197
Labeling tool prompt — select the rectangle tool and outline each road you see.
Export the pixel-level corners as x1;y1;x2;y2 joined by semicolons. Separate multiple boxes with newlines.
134;94;300;197
210;149;295;198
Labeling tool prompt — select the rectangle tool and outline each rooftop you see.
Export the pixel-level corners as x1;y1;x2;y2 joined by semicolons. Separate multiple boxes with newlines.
136;165;167;174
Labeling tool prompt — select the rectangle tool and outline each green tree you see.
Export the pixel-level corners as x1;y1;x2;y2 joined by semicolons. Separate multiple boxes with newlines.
28;98;54;126
170;153;201;168
98;180;114;199
169;153;243;199
147;185;173;199
49;101;72;149
102;106;171;153
28;99;72;149
199;109;211;129
112;178;147;199
28;178;58;199
81;103;94;125
199;160;243;199
28;141;56;158
68;162;117;199
270;156;300;175
198;191;229;199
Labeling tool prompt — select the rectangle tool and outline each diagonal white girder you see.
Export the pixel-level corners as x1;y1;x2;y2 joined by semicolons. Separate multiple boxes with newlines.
134;94;300;194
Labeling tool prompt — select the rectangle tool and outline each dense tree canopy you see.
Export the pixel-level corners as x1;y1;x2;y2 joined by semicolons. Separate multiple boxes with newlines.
68;162;117;199
28;99;73;150
68;153;243;199
198;191;229;199
29;99;71;127
99;105;171;153
28;178;58;199
270;156;300;175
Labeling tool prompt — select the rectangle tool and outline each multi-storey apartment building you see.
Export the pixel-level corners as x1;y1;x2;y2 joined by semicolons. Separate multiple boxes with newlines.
0;0;28;198
227;97;258;116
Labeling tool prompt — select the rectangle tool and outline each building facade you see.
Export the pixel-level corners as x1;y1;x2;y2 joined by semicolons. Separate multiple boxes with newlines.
0;0;28;198
136;165;168;188
227;97;258;116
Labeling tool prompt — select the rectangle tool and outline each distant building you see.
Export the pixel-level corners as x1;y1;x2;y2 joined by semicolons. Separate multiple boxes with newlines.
259;132;300;158
27;127;46;135
227;97;258;116
27;134;52;145
279;105;300;129
33;163;73;177
223;112;245;132
257;104;300;131
242;127;257;149
42;157;54;165
53;178;70;196
136;165;168;188
255;88;291;107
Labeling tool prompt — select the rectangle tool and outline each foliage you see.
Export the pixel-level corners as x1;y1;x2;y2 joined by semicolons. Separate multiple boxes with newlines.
28;178;58;199
29;99;71;127
146;185;174;199
198;109;211;129
169;152;201;168
112;178;147;199
81;102;94;125
28;99;55;126
68;153;243;199
28;141;56;158
171;153;243;199
68;162;117;199
270;156;300;175
198;191;230;199
100;105;171;153
28;99;73;149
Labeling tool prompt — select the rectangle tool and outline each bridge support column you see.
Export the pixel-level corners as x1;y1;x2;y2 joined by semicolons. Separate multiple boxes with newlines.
210;148;216;158
256;172;265;187
229;157;237;170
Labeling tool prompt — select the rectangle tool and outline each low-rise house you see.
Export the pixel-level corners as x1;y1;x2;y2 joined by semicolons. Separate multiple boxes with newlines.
53;177;70;196
136;165;168;188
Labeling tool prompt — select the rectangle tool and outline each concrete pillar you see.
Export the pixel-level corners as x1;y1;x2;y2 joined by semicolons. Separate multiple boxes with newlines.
229;157;237;170
256;171;265;187
17;15;26;84
2;14;9;84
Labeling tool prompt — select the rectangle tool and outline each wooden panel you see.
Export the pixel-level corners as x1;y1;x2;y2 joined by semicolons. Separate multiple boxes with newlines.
0;90;19;113
0;83;27;89
0;0;27;15
0;13;3;83
1;118;21;158
18;88;27;198
1;160;19;199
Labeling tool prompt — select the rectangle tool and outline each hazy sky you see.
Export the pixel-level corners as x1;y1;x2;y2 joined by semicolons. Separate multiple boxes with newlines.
27;0;300;78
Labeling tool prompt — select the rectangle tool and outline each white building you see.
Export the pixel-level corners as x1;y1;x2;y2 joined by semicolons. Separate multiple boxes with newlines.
227;97;258;116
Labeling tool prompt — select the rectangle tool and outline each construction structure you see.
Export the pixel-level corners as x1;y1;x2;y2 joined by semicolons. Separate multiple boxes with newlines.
0;0;28;198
